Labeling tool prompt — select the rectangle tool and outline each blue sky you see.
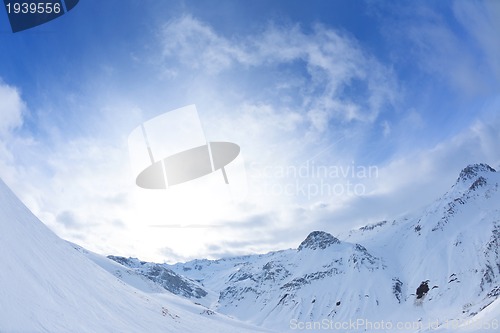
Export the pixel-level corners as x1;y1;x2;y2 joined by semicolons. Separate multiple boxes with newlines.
1;1;499;262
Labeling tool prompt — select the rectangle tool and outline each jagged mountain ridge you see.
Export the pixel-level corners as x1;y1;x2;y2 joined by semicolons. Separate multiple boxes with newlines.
112;163;500;332
107;255;208;299
164;232;392;330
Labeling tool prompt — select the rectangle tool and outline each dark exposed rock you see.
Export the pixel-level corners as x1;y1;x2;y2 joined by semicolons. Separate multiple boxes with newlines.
108;256;146;267
298;231;340;251
392;278;403;303
416;281;430;299
487;286;500;298
359;221;387;231
432;198;466;231
470;176;488;191
457;164;496;184
481;224;500;291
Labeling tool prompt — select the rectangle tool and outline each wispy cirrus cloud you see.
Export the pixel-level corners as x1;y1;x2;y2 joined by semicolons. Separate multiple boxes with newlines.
161;15;399;128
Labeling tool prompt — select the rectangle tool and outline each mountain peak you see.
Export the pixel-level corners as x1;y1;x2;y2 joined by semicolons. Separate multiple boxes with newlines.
298;231;340;251
457;163;496;184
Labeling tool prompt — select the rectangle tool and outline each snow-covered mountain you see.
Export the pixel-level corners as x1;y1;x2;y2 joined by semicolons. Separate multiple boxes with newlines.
0;178;268;333
113;163;500;332
2;162;500;332
165;231;390;329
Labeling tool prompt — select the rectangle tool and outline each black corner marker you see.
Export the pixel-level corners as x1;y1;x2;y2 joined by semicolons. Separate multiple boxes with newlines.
3;0;79;33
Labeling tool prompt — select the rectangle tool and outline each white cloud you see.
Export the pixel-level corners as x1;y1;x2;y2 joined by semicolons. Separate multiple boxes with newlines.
0;81;25;137
0;81;34;194
162;15;251;73
161;16;399;126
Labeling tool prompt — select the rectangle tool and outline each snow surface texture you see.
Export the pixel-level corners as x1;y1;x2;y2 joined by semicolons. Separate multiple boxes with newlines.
0;179;268;333
117;163;500;332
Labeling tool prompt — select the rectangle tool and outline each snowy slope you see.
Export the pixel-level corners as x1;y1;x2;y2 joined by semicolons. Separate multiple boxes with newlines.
0;179;270;333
